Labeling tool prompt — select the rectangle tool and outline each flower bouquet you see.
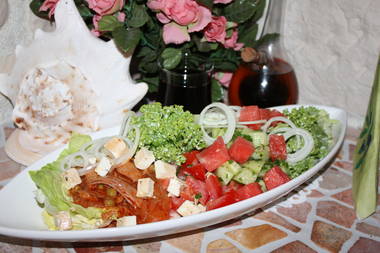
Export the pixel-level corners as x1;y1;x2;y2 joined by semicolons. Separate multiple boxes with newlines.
30;0;270;101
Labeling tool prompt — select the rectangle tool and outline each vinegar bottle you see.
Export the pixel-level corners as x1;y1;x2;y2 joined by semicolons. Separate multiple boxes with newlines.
228;0;298;107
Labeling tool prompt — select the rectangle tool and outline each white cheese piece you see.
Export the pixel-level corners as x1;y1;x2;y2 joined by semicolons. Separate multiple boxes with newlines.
88;157;97;165
177;200;206;217
54;211;72;231
62;168;82;189
167;177;184;197
154;160;176;179
134;147;155;170
104;137;127;159
116;216;137;227
95;156;112;177
136;177;155;198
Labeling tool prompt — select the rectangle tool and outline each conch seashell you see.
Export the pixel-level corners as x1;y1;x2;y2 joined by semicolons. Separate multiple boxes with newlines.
0;0;148;165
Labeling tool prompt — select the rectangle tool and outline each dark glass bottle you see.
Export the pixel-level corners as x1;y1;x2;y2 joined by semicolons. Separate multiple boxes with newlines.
158;52;213;114
228;0;298;107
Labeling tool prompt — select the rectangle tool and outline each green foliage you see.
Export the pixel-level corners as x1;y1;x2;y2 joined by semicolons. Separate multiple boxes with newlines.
98;16;123;32
112;27;142;54
30;0;269;99
161;48;183;70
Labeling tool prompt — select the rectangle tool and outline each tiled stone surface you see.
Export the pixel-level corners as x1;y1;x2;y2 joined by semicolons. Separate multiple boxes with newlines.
311;221;352;253
271;240;317;253
225;224;287;250
0;128;379;253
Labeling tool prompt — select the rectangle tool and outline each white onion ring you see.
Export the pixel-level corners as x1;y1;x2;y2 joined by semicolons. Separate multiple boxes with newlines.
119;111;136;137
199;102;236;145
261;116;297;133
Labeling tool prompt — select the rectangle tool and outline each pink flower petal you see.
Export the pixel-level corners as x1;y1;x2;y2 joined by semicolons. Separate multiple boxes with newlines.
163;22;190;44
188;6;212;33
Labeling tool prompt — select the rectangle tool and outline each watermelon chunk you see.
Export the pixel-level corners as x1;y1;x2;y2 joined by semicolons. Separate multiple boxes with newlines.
229;136;255;163
263;166;291;190
196;136;230;172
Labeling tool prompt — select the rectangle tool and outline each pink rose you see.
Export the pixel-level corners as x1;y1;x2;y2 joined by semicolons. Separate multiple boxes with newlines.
204;16;227;43
164;0;198;26
39;0;59;18
86;0;124;15
214;0;233;4
214;72;233;87
223;29;244;50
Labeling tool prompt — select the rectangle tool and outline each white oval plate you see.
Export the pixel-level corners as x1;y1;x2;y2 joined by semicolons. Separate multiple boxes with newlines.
0;104;347;242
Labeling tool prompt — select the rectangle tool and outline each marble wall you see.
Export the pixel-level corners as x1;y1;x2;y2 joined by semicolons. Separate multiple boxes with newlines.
1;0;379;128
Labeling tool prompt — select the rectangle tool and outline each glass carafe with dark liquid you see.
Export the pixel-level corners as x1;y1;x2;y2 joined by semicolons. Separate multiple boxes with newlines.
228;0;298;107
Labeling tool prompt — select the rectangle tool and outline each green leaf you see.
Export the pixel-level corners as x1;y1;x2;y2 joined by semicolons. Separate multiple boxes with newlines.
98;16;123;32
141;77;159;92
112;27;142;54
251;0;267;22
77;5;93;19
30;0;49;20
211;78;224;102
128;4;149;28
238;24;258;47
196;0;213;9
161;48;182;70
224;0;258;23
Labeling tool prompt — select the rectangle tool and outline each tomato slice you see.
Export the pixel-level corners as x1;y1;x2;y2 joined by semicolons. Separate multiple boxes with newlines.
205;173;223;200
236;182;263;201
170;196;186;210
185;176;210;205
206;190;237;211
196;136;230;172
229;136;255;164
157;178;170;190
269;134;287;161
263;166;291;190
222;180;243;194
183;163;207;181
239;105;262;130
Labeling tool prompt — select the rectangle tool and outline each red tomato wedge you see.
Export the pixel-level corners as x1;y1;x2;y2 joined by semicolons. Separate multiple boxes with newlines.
263;166;291;190
206;190;237;211
236;182;263;201
196;136;230;172
239;105;262;130
170;196;186;210
182;163;207;181
205;173;223;200
269;134;287;161
259;108;271;120
185;176;209;205
229;136;255;164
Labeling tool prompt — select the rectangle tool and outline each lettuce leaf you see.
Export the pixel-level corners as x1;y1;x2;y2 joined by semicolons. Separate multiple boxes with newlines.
29;133;104;230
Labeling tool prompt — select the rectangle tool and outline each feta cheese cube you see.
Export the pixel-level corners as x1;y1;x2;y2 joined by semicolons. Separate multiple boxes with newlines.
62;168;82;189
88;157;97;165
136;177;155;198
134;147;155;170
154;160;176;179
95;157;112;177
116;216;137;227
177;200;206;217
104;137;127;159
167;177;184;197
54;211;72;231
